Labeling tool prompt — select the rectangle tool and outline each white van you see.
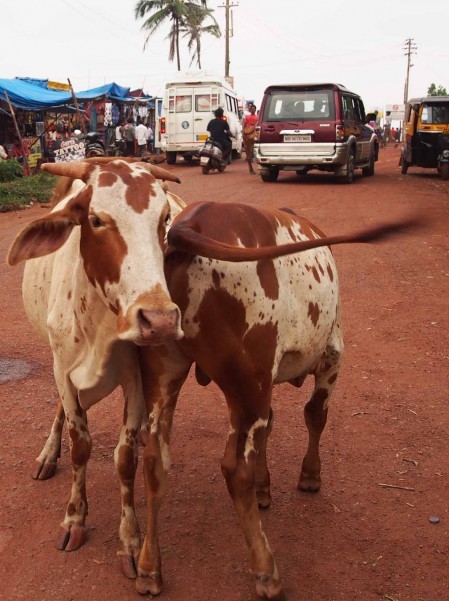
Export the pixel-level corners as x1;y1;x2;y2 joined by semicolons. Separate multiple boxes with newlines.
156;71;242;164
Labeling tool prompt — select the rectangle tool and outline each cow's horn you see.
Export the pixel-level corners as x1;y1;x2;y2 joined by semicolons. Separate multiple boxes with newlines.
41;162;91;180
147;165;181;184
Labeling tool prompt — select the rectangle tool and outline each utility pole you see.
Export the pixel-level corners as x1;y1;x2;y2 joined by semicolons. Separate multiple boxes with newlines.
403;38;417;103
219;0;238;82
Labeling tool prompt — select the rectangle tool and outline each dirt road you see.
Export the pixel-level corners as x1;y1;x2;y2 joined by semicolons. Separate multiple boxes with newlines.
1;148;448;601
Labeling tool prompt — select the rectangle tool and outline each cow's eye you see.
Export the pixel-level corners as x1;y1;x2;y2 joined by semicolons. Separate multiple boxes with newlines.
89;215;104;229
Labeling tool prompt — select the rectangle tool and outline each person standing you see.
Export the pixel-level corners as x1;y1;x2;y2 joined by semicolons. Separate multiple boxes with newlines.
207;107;233;163
135;119;148;157
123;117;136;157
146;123;154;153
242;104;259;174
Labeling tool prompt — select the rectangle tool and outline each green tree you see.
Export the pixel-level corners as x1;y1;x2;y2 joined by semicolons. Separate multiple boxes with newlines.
135;1;219;71
181;4;220;69
427;83;448;96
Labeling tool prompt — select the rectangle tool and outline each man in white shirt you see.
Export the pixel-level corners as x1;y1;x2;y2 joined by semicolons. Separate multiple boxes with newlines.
135;119;149;157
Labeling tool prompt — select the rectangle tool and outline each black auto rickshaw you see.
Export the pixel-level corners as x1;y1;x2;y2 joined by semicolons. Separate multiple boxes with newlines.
400;96;449;180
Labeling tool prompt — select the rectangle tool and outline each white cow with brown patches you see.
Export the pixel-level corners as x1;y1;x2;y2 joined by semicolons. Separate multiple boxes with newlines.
15;177;414;600
7;158;183;562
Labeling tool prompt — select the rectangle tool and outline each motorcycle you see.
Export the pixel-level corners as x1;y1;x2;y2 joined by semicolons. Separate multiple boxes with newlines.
198;137;227;174
83;131;106;158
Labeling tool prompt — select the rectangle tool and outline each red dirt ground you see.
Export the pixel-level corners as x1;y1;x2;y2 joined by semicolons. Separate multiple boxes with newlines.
0;147;448;601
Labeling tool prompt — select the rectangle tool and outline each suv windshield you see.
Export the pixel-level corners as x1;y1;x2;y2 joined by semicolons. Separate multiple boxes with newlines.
263;89;335;121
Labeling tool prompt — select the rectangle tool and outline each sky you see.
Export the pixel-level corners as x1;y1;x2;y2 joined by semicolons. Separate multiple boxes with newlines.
1;0;448;111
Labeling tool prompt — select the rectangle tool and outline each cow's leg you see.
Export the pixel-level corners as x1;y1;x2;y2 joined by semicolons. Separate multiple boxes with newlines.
116;373;144;579
299;336;343;492
255;408;274;509
221;395;284;601
136;347;191;596
33;399;65;480
56;383;91;552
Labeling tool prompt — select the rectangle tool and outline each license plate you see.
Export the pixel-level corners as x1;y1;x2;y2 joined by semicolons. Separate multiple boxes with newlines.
284;134;311;143
197;134;208;141
200;156;209;164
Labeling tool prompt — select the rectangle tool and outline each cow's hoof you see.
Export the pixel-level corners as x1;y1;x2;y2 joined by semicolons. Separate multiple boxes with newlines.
298;472;321;493
136;572;163;596
257;488;272;509
56;525;87;551
118;550;139;579
255;575;285;600
32;459;58;480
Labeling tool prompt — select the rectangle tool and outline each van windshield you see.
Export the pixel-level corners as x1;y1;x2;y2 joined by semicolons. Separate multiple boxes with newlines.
263;89;335;121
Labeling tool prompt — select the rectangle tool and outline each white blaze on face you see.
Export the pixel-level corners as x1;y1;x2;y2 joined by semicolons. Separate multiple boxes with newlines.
244;418;268;462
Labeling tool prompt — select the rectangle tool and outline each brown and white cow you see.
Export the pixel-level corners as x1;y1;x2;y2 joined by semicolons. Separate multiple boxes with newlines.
135;202;413;600
13;169;413;600
7;158;183;560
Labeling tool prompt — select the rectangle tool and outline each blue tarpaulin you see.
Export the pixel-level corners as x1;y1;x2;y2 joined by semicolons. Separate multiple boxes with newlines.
0;78;73;110
75;82;131;101
0;78;152;112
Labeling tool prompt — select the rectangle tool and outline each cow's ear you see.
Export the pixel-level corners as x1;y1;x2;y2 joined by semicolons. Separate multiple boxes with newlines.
7;186;92;266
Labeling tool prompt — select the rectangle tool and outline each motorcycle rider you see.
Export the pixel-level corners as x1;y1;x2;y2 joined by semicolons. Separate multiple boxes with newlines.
206;108;233;163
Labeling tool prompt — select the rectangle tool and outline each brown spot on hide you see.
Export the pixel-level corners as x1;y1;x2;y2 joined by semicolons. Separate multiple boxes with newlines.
117;444;136;482
328;373;338;384
311;266;321;283
308;302;320;326
67;503;77;516
105;161;157;213
67;290;72;300
80;213;128;295
69;428;91;466
257;259;279;300
327;263;334;282
98;171;118;187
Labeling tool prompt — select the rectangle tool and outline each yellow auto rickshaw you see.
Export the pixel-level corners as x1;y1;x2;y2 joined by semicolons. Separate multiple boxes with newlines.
400;96;449;180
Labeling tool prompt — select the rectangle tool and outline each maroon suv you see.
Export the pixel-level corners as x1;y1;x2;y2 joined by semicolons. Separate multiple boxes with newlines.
254;83;379;183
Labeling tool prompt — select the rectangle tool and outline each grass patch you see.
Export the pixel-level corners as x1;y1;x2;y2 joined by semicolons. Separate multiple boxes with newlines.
0;172;56;212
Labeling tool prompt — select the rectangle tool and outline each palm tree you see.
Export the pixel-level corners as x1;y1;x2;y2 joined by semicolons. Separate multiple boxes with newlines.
181;4;220;69
135;1;219;72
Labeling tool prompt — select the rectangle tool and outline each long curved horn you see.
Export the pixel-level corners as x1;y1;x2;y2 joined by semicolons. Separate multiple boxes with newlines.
145;164;181;184
41;162;91;180
168;219;420;262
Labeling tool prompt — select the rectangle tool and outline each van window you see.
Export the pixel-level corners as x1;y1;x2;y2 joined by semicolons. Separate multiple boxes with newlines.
195;94;211;112
263;89;335;121
174;95;192;112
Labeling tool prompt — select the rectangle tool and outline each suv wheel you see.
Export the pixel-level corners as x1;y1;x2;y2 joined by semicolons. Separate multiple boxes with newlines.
338;151;355;184
166;151;177;165
362;151;375;176
260;168;279;183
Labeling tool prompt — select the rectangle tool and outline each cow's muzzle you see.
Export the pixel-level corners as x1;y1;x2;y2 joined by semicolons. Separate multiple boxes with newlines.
136;306;183;345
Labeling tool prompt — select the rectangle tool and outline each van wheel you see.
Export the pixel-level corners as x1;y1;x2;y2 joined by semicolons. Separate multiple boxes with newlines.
338;152;355;184
260;168;279;182
166;152;177;165
183;155;193;163
440;162;449;181
202;165;210;175
362;152;375;176
401;157;409;174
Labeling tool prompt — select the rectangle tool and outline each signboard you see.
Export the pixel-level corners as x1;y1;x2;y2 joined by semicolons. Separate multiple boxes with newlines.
23;136;42;169
51;138;85;162
385;104;405;122
48;80;71;92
